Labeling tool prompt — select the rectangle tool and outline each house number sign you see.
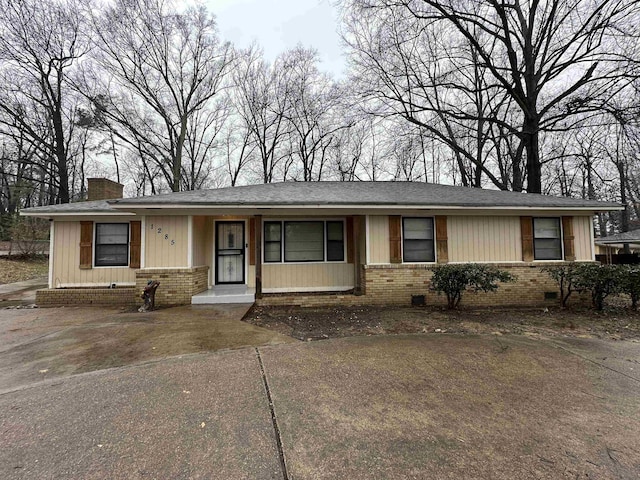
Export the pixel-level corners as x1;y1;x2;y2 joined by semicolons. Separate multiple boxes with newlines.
148;222;176;246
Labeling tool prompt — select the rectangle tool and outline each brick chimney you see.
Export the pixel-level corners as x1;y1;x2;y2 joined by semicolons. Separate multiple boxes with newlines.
87;178;124;201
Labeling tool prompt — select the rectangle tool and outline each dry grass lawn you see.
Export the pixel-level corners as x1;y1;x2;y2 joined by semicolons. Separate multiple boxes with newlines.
0;257;48;285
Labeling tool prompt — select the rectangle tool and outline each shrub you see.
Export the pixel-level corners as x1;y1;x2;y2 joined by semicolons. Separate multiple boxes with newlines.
430;263;515;309
572;263;623;311
542;264;581;307
619;265;640;310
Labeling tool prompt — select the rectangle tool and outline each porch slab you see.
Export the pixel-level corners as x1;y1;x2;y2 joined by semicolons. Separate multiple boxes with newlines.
191;285;255;305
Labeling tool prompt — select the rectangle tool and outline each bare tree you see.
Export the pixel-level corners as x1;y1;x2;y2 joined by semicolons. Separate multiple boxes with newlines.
281;46;349;181
85;0;233;192
0;0;89;204
343;0;640;193
233;46;293;183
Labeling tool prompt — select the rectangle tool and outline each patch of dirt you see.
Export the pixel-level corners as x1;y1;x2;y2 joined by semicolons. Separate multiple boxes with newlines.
244;304;640;341
0;257;48;284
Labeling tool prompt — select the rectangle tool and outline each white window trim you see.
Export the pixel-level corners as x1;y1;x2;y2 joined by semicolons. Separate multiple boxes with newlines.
263;218;348;265
401;216;437;264
532;217;564;262
93;222;131;268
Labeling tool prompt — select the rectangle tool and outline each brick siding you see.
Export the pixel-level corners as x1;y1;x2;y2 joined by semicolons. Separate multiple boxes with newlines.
258;262;590;308
135;266;209;306
36;287;137;306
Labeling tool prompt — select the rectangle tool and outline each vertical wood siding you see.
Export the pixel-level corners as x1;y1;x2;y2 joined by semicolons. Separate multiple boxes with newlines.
52;221;136;287
368;215;390;264
263;263;354;291
448;216;522;262
192;216;207;266
573;216;593;261
144;216;188;267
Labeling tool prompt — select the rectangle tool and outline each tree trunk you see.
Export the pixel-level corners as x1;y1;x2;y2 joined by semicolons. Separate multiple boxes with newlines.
523;115;542;194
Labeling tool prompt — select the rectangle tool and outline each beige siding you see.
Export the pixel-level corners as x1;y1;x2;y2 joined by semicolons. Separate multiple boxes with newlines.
247;265;255;288
263;263;354;292
52;220;136;287
145;216;188;267
573;216;593;261
192;216;207;266
368;215;390;264
205;219;214;285
448;216;522;262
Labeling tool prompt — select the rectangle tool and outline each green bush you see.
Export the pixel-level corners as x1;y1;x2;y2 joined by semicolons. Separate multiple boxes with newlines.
542;264;581;307
571;263;624;311
619;265;640;310
430;263;515;309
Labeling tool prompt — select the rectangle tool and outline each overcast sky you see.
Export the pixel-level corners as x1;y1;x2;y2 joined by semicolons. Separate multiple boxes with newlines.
205;0;346;77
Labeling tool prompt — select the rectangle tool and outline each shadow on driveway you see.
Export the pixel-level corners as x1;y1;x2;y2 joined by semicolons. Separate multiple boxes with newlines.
0;304;296;392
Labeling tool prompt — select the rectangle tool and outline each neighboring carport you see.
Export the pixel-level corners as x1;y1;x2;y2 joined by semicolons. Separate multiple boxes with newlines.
595;229;640;264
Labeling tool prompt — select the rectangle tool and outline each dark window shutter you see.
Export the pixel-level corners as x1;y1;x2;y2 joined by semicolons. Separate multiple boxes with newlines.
520;216;534;262
562;216;575;261
346;217;354;264
79;221;93;269
129;221;141;268
389;215;402;263
435;216;448;263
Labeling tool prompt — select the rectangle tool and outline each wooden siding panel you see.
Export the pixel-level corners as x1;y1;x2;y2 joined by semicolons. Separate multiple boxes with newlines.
448;216;522;262
573;216;593;261
192;216;207;266
144;216;188;267
368;216;390;264
262;263;354;291
52;221;136;287
249;217;256;266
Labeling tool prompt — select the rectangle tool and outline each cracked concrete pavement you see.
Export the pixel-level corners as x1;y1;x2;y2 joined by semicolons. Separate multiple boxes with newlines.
1;331;639;479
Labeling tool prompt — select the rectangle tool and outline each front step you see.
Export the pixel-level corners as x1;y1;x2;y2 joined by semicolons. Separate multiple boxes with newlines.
191;285;255;305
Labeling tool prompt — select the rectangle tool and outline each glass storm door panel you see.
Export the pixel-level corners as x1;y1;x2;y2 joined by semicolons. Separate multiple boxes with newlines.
216;222;245;284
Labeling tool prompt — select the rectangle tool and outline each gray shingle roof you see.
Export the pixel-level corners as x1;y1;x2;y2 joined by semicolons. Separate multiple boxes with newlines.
595;229;640;244
21;199;123;214
22;181;621;215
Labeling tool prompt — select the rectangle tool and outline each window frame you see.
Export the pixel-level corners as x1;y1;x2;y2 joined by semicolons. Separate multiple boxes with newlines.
263;221;282;263
94;222;130;267
262;219;346;264
533;217;563;261
401;217;436;264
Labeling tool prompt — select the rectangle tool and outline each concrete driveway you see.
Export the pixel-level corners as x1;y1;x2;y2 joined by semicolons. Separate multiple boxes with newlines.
1;332;639;479
0;305;296;392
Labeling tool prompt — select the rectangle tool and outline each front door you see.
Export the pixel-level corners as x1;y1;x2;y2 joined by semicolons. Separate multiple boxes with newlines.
215;222;245;284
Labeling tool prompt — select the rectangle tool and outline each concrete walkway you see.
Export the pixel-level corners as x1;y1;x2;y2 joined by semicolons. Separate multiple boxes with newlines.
1;334;639;479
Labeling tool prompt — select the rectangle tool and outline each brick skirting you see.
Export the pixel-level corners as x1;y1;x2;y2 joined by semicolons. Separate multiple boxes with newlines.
36;287;137;306
257;262;588;308
362;262;587;307
135;266;209;306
